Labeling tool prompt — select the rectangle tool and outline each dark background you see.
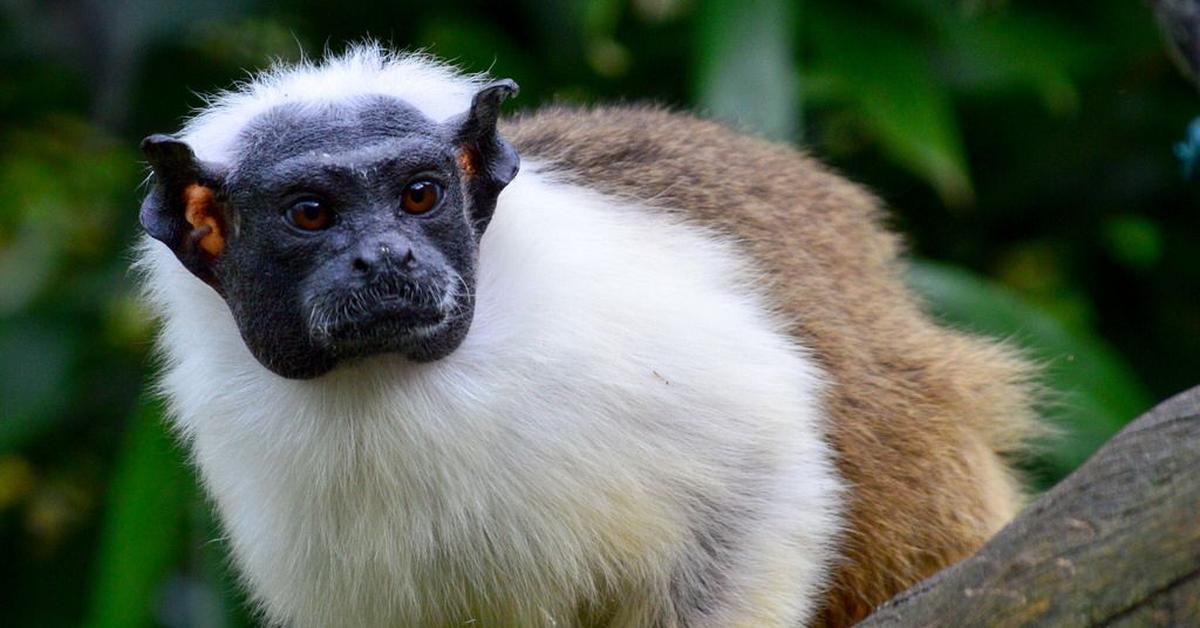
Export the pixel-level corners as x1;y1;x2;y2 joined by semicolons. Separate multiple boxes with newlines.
1;1;1196;625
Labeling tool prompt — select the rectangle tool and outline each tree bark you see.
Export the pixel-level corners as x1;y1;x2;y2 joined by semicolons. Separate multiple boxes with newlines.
858;386;1200;627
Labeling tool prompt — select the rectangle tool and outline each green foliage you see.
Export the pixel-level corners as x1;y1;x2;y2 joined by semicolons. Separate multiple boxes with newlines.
0;119;143;455
694;0;798;140
86;399;192;628
0;0;1194;625
806;3;974;206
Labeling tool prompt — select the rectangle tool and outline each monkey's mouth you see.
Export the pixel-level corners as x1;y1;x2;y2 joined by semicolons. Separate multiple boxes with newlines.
305;277;455;355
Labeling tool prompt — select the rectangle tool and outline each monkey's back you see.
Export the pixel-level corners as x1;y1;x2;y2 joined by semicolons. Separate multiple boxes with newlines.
503;107;1038;626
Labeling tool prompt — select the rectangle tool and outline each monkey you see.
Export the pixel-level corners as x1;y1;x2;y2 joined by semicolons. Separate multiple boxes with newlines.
135;44;1037;627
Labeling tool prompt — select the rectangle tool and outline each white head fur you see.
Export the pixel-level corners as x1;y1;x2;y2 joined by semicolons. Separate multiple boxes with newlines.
181;44;486;164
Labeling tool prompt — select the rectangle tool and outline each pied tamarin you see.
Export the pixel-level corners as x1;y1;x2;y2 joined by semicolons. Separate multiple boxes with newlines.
135;44;1037;627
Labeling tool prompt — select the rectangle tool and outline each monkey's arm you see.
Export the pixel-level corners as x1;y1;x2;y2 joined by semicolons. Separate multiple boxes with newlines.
860;385;1200;626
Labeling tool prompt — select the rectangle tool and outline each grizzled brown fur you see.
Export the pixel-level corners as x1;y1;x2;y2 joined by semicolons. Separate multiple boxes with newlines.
503;107;1038;626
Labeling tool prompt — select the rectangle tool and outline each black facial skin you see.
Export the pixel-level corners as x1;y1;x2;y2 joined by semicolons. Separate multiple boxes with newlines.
140;82;519;378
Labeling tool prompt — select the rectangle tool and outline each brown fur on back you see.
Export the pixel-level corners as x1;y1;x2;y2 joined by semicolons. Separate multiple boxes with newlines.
502;106;1038;626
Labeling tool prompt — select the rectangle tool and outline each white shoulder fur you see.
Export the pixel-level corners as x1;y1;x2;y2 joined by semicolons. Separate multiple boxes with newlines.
140;47;843;627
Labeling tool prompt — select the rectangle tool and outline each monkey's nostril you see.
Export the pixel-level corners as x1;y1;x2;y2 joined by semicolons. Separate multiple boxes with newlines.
401;248;416;267
352;257;370;274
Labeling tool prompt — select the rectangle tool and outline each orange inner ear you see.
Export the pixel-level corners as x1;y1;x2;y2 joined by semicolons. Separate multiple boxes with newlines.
458;145;479;176
183;184;225;256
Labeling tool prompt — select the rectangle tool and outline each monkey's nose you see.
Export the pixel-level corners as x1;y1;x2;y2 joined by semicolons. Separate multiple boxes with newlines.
351;240;416;275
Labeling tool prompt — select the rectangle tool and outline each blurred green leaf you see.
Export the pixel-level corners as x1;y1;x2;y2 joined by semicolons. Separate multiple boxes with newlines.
86;397;192;628
581;0;632;78
1103;214;1163;269
0;225;56;315
993;240;1096;335
807;6;973;206
188;17;302;68
694;0;798;140
418;16;545;96
937;12;1096;114
0;320;75;453
0;119;139;314
909;261;1153;479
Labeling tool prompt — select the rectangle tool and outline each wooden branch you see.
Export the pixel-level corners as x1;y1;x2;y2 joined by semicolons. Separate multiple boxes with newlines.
859;386;1200;627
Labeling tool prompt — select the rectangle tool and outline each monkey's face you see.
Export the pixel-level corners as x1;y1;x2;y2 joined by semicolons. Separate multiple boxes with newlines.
219;97;484;377
139;83;520;378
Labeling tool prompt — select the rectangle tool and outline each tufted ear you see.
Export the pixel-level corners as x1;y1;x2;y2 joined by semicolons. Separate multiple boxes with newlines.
451;79;520;235
140;135;228;290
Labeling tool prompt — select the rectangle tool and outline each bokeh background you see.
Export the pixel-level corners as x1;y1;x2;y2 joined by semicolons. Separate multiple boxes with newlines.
1;0;1196;625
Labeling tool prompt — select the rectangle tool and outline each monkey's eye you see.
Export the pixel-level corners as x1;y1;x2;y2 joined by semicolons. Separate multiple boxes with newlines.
285;199;333;231
400;180;442;215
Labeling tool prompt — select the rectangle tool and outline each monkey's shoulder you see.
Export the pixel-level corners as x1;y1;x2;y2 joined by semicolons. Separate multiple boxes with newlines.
502;105;900;272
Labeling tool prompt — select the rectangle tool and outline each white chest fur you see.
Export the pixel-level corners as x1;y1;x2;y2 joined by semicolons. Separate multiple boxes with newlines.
140;169;842;627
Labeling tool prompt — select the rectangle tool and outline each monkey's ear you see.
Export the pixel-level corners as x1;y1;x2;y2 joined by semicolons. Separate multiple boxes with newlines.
452;79;520;234
140;134;227;290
